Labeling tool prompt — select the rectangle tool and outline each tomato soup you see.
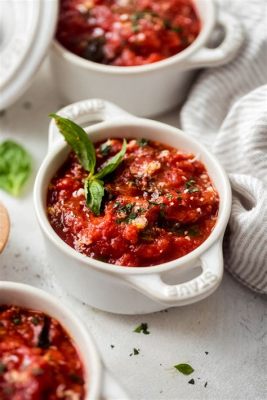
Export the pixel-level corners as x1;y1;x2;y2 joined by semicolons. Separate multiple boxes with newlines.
56;0;201;66
0;305;85;399
47;138;219;267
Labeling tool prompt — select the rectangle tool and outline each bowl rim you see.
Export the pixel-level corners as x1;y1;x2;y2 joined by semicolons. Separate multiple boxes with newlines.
34;117;232;276
0;281;102;400
51;0;215;75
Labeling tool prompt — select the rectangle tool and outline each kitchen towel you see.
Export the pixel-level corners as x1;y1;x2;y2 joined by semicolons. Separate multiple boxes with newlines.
181;0;267;294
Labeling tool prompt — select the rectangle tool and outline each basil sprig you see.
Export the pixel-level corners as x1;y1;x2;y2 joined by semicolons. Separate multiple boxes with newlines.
50;114;127;215
49;113;96;173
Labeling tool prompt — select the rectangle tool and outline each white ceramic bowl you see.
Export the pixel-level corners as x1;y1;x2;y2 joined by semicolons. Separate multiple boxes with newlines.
50;0;244;117
34;99;232;315
0;281;129;400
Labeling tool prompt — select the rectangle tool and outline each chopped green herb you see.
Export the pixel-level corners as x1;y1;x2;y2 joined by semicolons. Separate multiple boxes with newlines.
148;200;160;206
12;315;21;325
174;363;194;375
204;382;208;388
31;316;40;326
188;187;199;193
185;179;196;189
100;143;112;156
0;140;31;196
128;212;138;220
0;362;6;374
110;344;115;349
205;351;209;355
115;203;138;224
69;373;84;385
134;323;150;335
172;26;183;33
188;227;199;237
137;138;149;147
164;18;182;33
117;203;134;214
188;378;195;385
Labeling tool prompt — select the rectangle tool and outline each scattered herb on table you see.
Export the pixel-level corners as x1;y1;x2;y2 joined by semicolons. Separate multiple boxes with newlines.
49;114;127;215
174;363;194;375
130;348;140;356
134;322;150;335
205;351;209;355
0;140;31;196
204;382;208;388
110;344;115;349
188;378;195;385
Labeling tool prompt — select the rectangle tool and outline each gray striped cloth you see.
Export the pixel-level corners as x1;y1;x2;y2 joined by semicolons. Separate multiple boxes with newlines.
181;0;267;294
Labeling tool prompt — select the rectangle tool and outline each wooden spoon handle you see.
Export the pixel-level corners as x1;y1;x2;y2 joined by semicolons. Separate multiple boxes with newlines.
0;202;10;253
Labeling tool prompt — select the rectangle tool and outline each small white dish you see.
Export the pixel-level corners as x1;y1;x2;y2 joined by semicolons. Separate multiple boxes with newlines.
34;99;232;315
0;281;129;400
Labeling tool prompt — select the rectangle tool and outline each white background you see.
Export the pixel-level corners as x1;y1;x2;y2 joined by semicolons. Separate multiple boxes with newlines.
0;60;266;400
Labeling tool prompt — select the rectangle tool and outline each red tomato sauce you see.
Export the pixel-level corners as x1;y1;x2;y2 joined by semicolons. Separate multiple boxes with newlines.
47;138;219;267
56;0;201;66
0;305;85;400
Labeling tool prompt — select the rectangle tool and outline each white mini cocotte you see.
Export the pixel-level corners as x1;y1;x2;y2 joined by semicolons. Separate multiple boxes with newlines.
34;99;232;314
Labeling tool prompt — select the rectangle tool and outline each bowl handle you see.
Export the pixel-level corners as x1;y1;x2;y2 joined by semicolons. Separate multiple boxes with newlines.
101;369;130;400
184;11;244;69
48;98;134;151
125;241;223;307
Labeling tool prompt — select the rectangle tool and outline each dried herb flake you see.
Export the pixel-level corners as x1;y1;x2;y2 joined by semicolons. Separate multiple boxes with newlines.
134;323;150;335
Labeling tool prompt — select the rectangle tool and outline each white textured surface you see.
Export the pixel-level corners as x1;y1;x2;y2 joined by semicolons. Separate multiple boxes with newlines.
0;62;266;400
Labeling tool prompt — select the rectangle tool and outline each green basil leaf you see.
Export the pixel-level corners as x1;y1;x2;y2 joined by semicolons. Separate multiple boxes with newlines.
0;140;31;196
50;113;96;174
174;363;194;375
95;139;127;180
85;178;105;215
